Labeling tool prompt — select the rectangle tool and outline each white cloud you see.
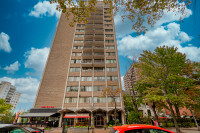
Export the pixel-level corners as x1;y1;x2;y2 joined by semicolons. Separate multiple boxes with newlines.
29;1;61;19
24;47;50;75
0;77;39;104
4;61;21;74
118;22;199;61
0;32;11;53
114;2;192;38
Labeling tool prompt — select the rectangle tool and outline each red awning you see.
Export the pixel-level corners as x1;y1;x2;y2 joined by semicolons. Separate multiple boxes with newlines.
64;113;90;118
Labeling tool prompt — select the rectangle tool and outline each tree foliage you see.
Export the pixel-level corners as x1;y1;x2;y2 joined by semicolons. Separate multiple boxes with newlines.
50;0;191;34
134;45;200;133
0;99;12;114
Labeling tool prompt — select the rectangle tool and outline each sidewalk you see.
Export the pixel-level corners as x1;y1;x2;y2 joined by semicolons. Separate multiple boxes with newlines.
166;127;200;133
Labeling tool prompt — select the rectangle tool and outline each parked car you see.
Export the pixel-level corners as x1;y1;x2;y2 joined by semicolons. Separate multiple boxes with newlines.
0;124;30;133
23;127;44;133
110;124;174;133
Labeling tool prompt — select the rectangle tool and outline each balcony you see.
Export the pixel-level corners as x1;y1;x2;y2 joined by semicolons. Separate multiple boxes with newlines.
82;53;93;59
83;46;93;52
93;60;105;67
81;60;93;67
95;40;104;45
94;52;104;59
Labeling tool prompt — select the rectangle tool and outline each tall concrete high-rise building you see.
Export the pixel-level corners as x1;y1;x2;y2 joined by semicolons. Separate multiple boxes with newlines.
0;81;21;111
30;1;125;127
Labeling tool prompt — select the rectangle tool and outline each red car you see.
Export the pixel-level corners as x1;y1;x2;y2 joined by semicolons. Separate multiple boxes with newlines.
110;124;174;133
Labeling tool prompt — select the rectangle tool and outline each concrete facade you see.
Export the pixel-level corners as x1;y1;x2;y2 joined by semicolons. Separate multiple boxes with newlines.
34;1;125;127
123;65;155;117
0;81;21;111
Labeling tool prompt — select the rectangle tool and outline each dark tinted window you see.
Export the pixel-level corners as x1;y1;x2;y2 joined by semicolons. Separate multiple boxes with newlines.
125;129;149;133
149;129;170;133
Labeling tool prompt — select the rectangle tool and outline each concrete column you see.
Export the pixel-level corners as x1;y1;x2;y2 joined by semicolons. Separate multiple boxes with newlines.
59;112;64;128
106;112;109;123
121;111;125;125
91;112;94;127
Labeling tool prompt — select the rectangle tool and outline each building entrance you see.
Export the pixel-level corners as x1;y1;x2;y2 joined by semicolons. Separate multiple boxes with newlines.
94;115;104;126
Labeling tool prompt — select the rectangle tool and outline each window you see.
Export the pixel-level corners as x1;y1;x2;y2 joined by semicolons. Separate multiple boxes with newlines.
74;40;84;43
94;67;104;72
71;59;81;64
70;68;80;72
105;46;115;49
79;97;91;103
80;86;92;91
108;97;120;103
94;97;105;103
105;34;113;37
149;129;170;133
106;67;117;72
104;16;111;18
105;40;114;43
73;46;83;49
125;129;150;133
72;52;82;56
65;97;77;103
108;86;118;90
106;52;115;56
77;24;85;27
94;86;104;92
67;86;79;92
68;77;80;81
75;34;84;37
81;77;92;81
76;29;85;32
82;67;92;72
94;76;105;81
82;59;92;63
105;24;112;27
107;76;118;81
94;59;104;63
105;29;113;32
106;59;116;63
104;20;112;22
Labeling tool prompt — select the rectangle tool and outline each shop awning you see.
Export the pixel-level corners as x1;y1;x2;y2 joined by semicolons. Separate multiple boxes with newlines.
19;113;56;117
64;113;90;118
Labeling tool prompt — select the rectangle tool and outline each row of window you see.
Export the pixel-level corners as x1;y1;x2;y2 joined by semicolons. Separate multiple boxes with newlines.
75;34;114;37
70;67;117;72
72;52;115;56
68;76;118;81
67;86;105;92
73;46;115;49
71;59;116;64
75;29;113;32
74;39;114;43
65;97;120;103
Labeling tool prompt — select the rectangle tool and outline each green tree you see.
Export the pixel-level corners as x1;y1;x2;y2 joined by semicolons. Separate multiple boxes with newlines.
50;0;191;34
123;93;141;123
0;99;12;114
102;87;122;126
135;45;194;133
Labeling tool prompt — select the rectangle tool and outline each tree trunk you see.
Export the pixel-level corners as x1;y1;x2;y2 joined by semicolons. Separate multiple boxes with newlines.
189;105;200;131
131;90;141;122
115;100;117;126
152;102;159;126
167;100;181;133
174;104;181;120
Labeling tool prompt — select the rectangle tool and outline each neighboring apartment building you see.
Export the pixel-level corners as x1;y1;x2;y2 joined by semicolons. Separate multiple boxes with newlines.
0;81;21;110
123;64;156;117
23;1;125;127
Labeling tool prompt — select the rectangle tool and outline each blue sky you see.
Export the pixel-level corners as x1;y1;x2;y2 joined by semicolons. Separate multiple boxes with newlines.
0;0;199;111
